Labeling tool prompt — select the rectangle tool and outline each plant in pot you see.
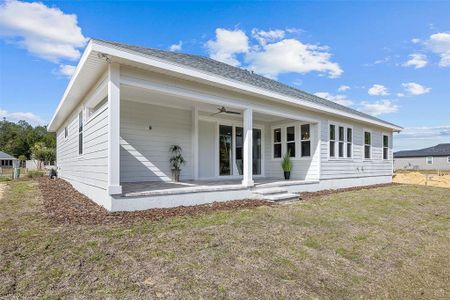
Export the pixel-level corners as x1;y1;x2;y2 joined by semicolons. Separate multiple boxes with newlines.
169;145;185;182
281;150;293;180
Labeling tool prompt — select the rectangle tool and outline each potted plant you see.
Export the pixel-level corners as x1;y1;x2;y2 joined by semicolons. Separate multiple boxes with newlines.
169;145;185;182
281;150;293;180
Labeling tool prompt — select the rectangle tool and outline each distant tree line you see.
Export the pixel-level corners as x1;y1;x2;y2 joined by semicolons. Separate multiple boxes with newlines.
0;119;56;164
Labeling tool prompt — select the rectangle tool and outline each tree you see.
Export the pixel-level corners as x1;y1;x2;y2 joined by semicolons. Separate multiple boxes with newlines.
31;142;56;169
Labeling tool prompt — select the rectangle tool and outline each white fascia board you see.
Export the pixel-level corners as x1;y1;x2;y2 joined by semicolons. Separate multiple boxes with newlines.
47;41;94;132
91;41;402;131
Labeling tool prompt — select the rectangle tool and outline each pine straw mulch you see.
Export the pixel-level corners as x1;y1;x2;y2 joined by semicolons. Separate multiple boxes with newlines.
38;177;272;225
38;177;396;226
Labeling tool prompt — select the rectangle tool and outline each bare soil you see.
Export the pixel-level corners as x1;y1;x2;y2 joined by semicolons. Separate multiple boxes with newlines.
394;171;450;188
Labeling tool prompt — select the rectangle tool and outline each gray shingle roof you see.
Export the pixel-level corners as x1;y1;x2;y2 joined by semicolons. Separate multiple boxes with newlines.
0;151;17;160
394;143;450;158
94;39;401;129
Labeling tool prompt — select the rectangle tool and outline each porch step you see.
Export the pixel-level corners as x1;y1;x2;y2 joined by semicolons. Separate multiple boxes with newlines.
265;192;299;202
252;187;288;195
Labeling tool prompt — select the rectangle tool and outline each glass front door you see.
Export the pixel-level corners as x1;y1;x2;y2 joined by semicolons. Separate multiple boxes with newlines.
221;125;261;176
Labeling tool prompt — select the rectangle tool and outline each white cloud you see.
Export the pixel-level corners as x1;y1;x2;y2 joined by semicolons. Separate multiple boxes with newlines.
251;28;285;45
359;100;398;116
397;93;405;97
56;64;76;78
205;28;342;79
401;82;431;95
426;32;450;67
397;125;450;139
314;92;353;107
0;108;46;125
0;0;87;62
403;53;428;69
169;41;182;52
368;84;389;96
411;38;421;44
395;125;450;151
246;39;342;79
337;85;350;92
205;28;249;66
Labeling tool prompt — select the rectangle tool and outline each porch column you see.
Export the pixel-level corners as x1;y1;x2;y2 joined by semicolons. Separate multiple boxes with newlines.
192;106;199;180
242;108;254;187
107;62;122;195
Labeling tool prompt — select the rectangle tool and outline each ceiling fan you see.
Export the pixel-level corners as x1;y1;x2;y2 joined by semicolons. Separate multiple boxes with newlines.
210;106;241;116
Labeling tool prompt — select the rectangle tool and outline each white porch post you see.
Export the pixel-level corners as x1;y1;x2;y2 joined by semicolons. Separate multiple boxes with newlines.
242;108;254;187
192;106;199;180
107;62;122;195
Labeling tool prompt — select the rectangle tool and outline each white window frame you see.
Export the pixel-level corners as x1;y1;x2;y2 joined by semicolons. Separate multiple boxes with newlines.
426;156;433;165
64;126;68;139
363;130;372;160
329;122;353;160
286;125;296;158
346;127;353;158
329;123;336;159
78;110;84;156
300;123;311;158
272;127;282;159
338;125;345;158
382;134;389;160
447;156;450;163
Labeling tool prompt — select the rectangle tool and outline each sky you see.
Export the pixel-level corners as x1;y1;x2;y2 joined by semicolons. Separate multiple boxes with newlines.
0;0;449;151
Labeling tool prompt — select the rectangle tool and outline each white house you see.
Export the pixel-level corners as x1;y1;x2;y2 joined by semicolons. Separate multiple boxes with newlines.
47;39;402;212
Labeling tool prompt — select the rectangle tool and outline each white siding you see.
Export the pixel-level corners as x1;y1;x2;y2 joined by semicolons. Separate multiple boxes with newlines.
56;104;109;189
320;119;393;179
198;120;216;179
120;100;193;182
394;156;450;170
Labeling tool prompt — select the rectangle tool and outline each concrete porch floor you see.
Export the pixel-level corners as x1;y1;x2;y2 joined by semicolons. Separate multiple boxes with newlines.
121;178;318;197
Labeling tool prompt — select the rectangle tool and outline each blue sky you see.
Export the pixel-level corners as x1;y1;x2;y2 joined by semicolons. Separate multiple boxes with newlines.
0;0;449;150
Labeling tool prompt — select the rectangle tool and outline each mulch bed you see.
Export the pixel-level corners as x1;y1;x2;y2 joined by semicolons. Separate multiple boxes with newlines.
38;177;272;225
38;177;396;226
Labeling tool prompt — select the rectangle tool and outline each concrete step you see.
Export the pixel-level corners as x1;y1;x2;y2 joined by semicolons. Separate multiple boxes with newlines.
265;193;299;202
252;187;288;195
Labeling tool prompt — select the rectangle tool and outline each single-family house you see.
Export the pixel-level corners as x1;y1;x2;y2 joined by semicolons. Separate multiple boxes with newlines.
0;151;18;168
47;39;402;211
394;143;450;170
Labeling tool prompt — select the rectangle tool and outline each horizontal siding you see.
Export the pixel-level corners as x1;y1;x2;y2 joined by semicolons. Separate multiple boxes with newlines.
120;100;193;182
394;156;450;170
57;105;109;189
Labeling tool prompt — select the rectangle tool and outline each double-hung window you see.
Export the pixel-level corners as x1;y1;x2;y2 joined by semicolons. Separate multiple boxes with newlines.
383;135;389;160
329;124;336;158
301;124;311;157
426;156;433;165
338;126;344;158
78;111;83;155
286;126;296;157
364;131;371;159
64;126;68;139
273;128;282;158
346;128;352;158
448;156;450;163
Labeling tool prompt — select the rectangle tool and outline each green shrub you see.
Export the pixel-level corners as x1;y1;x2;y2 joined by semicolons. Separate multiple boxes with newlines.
27;170;45;178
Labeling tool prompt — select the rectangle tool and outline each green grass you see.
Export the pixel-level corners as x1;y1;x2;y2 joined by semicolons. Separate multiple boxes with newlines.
0;180;449;299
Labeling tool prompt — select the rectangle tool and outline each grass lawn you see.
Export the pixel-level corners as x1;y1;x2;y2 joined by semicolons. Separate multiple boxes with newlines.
1;180;449;299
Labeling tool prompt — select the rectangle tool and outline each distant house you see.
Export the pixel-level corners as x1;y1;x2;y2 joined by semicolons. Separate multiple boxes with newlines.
0;151;18;168
394;143;450;170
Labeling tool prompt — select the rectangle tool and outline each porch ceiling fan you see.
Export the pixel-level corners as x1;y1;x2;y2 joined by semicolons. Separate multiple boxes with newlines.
210;106;241;116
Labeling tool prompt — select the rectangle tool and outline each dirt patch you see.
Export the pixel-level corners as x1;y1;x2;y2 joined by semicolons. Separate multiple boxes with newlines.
0;183;5;200
38;177;272;225
393;171;450;188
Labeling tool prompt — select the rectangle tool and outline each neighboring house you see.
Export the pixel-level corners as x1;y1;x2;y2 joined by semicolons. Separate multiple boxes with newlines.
47;39;402;211
0;151;18;169
394;143;450;170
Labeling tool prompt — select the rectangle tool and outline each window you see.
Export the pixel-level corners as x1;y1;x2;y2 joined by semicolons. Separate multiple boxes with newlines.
301;124;311;157
364;131;371;159
329;124;336;157
346;128;352;158
448;156;450;163
338;126;344;157
78;111;83;155
286;126;296;157
88;97;107;119
273;128;282;158
64;126;68;138
383;135;389;160
426;156;433;165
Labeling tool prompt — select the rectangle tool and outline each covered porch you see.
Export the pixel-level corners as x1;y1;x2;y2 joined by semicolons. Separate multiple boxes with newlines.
102;64;321;197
